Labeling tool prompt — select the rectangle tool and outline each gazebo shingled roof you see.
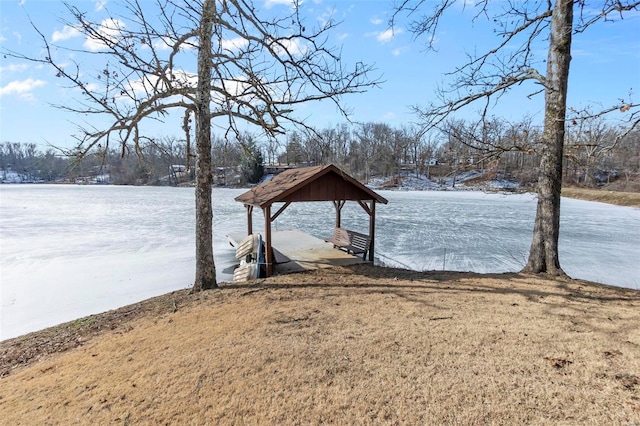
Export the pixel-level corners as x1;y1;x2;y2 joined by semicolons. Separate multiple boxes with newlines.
234;164;388;207
234;164;388;276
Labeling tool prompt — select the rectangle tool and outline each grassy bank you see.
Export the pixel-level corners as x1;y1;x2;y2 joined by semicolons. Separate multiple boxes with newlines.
562;187;640;208
1;264;639;424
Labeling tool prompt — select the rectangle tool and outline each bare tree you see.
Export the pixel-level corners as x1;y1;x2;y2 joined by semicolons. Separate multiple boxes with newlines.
5;0;378;290
615;129;640;188
565;113;629;186
438;116;541;185
147;136;188;185
393;0;640;276
261;137;282;166
211;134;242;184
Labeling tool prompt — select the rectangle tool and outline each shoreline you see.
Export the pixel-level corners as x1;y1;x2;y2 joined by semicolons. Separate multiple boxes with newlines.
560;186;640;208
5;181;638;208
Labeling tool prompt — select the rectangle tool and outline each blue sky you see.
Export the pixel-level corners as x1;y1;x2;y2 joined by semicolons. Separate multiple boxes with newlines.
0;0;639;150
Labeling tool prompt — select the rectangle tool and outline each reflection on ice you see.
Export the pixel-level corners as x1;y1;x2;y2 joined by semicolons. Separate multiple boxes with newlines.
1;185;638;340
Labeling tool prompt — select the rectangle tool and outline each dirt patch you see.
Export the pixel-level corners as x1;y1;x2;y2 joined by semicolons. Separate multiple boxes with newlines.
1;264;639;424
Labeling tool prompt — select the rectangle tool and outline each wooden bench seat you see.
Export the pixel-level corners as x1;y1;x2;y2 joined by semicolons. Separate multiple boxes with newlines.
324;227;371;259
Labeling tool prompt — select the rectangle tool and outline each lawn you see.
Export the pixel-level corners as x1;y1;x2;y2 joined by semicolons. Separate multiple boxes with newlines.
1;264;639;424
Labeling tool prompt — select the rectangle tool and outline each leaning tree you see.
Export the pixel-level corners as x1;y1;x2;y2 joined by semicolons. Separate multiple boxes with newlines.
5;0;378;290
393;0;640;276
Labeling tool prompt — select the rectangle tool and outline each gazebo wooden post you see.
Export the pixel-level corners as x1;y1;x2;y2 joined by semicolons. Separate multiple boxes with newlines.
264;204;273;276
368;200;376;262
246;205;253;235
357;199;376;262
333;200;345;228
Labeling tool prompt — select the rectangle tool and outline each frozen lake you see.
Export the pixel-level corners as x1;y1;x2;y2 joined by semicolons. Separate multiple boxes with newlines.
1;185;638;340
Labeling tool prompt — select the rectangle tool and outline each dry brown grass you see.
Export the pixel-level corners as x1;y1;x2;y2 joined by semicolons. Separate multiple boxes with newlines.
562;187;640;208
1;264;639;425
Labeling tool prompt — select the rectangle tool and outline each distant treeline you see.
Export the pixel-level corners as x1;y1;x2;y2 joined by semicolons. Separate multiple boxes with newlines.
2;118;639;190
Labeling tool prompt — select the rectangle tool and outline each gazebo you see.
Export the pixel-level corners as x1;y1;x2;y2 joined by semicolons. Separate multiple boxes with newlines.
234;164;388;276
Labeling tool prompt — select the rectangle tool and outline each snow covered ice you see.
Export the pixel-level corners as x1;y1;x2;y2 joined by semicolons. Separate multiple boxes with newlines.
1;185;638;340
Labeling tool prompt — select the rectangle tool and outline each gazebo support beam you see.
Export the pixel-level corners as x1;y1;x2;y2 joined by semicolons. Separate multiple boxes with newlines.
271;201;291;222
246;205;254;235
357;200;377;262
333;200;346;228
357;200;371;215
264;205;273;277
368;201;376;262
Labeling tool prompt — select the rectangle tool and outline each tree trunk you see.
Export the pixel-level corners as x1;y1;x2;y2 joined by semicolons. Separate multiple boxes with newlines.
523;0;573;276
193;0;217;291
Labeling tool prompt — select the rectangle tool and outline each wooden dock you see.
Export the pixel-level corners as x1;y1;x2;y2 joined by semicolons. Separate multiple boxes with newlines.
227;229;367;275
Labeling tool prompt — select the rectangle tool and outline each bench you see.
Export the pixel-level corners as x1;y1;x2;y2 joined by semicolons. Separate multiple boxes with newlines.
324;227;371;259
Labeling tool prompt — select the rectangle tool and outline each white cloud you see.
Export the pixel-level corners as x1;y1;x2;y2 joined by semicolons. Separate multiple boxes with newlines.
84;18;125;51
265;0;296;8
125;70;197;99
317;7;338;27
52;25;81;43
119;66;280;111
272;38;308;57
13;32;22;43
123;69;270;109
82;82;102;94
146;36;196;52
0;78;46;98
391;46;409;56
152;37;174;51
220;37;249;52
383;111;396;120
95;0;107;11
371;18;383;25
376;28;401;43
0;63;29;75
337;33;349;41
271;38;309;56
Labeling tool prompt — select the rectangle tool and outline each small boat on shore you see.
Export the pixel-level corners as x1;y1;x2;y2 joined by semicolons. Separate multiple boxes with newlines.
235;233;260;260
233;233;265;282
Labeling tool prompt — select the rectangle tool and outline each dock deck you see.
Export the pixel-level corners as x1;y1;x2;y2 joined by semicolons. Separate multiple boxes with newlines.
227;229;367;275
